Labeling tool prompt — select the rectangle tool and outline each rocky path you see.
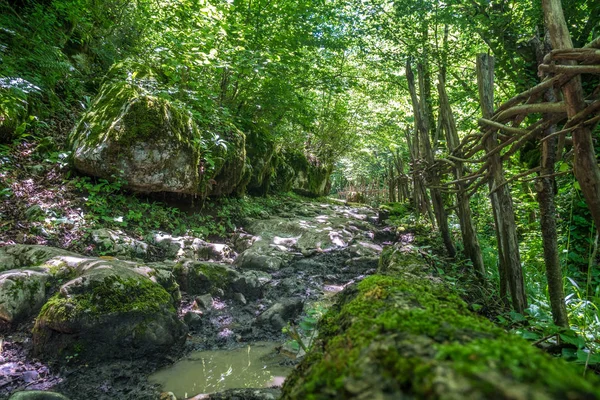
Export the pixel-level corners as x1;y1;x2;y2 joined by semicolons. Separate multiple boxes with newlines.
0;200;395;400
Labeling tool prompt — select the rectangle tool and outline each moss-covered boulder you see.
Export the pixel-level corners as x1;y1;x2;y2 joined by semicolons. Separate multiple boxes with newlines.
69;81;204;194
280;150;332;197
33;262;186;361
281;245;600;399
173;260;240;296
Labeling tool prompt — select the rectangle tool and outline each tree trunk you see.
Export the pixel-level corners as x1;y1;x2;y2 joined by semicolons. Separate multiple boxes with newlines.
477;54;527;313
543;0;600;231
437;72;486;278
407;59;456;258
534;34;569;327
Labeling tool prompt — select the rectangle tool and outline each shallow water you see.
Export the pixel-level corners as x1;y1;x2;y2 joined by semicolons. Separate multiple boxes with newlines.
148;342;292;399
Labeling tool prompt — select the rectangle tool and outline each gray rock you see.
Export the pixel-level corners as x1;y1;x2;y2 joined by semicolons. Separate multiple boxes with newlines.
9;391;70;400
202;388;281;400
231;270;271;300
255;298;304;332
70;81;205;195
195;294;213;310
90;229;150;259
0;245;79;273
233;292;247;305
184;311;203;329
234;250;283;272
0;269;49;322
33;260;187;361
152;234;235;263
173;261;240;296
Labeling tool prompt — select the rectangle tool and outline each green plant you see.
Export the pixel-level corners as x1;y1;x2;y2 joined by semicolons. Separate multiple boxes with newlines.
283;303;327;354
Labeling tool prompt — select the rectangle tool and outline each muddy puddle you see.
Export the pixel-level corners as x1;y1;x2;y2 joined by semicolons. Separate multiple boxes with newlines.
148;342;293;399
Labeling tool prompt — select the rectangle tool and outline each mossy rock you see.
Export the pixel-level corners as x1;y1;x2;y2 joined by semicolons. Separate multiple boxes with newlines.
69;80;205;194
8;391;70;400
284;150;332;198
0;245;80;273
0;269;48;323
173;261;240;296
281;246;600;399
32;264;186;362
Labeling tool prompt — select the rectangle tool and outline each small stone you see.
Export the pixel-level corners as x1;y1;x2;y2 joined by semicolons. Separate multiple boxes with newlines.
21;370;39;383
233;292;247;305
183;311;203;329
195;294;213;310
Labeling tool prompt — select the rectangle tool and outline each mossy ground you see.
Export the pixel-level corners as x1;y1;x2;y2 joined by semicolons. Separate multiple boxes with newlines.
281;248;600;399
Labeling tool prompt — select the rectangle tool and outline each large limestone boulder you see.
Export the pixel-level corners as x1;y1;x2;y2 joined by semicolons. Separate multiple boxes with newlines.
33;261;187;361
69;81;204;194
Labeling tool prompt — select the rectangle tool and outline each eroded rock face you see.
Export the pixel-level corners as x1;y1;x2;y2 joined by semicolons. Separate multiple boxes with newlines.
69;81;203;194
33;262;187;361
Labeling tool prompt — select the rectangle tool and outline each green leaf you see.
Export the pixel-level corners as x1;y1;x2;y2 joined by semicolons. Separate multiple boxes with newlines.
576;350;600;365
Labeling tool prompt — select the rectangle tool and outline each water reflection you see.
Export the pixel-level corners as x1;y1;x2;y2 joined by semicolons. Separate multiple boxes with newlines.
149;342;292;399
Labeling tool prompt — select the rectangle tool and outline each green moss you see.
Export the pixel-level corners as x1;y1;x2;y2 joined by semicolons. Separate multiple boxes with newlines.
68;81;204;188
281;250;600;399
38;275;173;324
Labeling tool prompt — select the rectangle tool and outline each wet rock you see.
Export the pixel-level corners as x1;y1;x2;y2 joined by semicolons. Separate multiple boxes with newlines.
0;269;49;322
373;226;397;243
184;311;203;329
231;270;270;300
346;241;383;258
9;391;70;400
255;298;304;332
174;261;239;296
231;232;258;253
159;392;177;400
152;234;235;263
233;293;247;305
344;256;379;271
33;262;187;362
198;388;281;400
234;249;284;273
195;294;213;310
90;228;151;259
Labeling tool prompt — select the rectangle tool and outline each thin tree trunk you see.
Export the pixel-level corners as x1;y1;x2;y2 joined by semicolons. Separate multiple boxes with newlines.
438;72;486;278
407;59;456;257
477;54;527;313
543;0;600;230
534;33;569;327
